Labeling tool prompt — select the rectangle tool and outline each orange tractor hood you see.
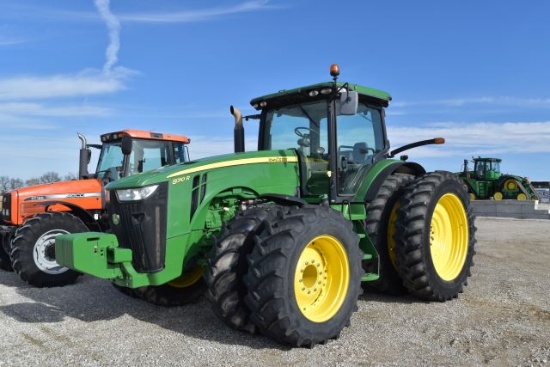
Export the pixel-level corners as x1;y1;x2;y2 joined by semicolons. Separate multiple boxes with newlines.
6;178;105;226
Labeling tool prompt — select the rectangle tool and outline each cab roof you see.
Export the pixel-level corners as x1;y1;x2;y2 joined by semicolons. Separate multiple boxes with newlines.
474;157;502;162
250;81;392;110
100;130;191;144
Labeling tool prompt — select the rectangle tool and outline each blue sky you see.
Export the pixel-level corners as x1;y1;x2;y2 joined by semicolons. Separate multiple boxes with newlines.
1;0;549;182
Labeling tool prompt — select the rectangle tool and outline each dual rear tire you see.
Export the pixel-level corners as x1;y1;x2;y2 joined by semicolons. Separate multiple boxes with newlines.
365;171;476;300
206;204;363;348
394;171;476;301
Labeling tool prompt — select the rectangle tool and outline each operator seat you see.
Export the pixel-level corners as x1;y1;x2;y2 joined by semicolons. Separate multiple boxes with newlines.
352;142;370;165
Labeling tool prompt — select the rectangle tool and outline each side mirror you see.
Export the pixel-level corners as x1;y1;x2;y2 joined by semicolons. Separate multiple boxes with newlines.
340;90;358;115
121;135;133;156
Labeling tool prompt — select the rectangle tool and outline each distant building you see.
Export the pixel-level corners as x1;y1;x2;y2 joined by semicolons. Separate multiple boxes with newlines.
532;181;549;187
535;188;549;203
532;181;549;203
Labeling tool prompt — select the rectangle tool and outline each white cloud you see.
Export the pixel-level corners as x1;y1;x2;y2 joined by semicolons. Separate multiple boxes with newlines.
0;68;136;100
0;36;25;46
0;102;110;117
118;1;275;24
0;24;27;46
0;117;58;131
387;121;550;157
392;96;550;109
7;1;277;25
94;0;120;73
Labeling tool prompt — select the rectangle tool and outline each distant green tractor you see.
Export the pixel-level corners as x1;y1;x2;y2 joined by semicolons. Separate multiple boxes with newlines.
56;65;476;347
458;157;538;200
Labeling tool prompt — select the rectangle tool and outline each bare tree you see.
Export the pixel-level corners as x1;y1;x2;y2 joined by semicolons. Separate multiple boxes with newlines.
25;178;40;187
63;172;77;181
39;171;61;184
0;176;9;194
9;178;24;190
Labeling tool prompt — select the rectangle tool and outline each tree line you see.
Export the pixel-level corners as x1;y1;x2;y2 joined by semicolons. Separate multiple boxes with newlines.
0;171;77;195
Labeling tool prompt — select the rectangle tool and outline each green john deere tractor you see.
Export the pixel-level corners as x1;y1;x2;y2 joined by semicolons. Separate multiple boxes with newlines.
56;64;476;347
458;157;539;200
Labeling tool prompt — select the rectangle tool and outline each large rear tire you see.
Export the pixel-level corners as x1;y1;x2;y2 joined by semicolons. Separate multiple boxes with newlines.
0;233;13;271
245;205;363;347
205;204;280;334
130;263;206;306
10;212;88;287
395;171;476;301
364;173;415;295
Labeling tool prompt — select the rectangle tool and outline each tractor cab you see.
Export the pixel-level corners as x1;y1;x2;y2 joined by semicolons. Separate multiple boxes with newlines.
81;130;191;182
240;64;391;203
473;157;501;180
239;64;442;204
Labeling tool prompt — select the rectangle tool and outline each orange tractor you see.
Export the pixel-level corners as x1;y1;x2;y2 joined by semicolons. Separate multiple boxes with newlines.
0;129;190;287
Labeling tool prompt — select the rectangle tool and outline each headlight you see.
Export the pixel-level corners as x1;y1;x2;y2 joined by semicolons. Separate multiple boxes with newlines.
104;189;111;205
116;185;159;202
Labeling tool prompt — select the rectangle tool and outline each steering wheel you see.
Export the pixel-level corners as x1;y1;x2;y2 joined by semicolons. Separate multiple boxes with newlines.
294;126;318;137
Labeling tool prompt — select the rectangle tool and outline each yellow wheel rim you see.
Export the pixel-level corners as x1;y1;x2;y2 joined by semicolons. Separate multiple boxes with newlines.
505;179;518;191
294;235;349;323
430;194;469;281
168;265;203;288
517;193;527;200
494;192;503;200
387;203;399;269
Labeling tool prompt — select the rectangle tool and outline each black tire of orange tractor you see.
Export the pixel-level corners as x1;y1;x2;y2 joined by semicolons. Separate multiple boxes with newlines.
363;173;415;295
0;235;13;271
10;212;88;287
394;171;476;301
205;204;281;334
244;205;363;348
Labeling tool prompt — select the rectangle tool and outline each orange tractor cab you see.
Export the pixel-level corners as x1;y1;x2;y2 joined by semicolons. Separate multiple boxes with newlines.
0;129;190;287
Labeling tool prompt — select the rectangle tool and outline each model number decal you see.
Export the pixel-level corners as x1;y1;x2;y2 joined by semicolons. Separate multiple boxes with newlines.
172;176;191;185
267;157;288;163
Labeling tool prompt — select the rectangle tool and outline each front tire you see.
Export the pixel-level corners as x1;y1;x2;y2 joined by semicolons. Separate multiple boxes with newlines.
130;263;206;306
205;204;280;334
245;205;363;347
10;212;88;287
395;171;476;301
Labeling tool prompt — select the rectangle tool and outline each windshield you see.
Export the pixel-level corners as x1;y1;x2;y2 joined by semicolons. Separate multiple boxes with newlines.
96;142;124;180
264;99;385;195
95;139;187;180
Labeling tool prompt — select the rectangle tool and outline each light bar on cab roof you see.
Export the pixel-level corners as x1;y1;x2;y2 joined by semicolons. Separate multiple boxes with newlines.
101;131;127;142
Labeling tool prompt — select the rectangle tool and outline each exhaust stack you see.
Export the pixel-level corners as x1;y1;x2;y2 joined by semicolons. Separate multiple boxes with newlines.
77;133;91;179
231;106;245;153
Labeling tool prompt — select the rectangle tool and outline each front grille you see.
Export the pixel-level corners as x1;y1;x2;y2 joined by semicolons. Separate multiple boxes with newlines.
1;193;11;222
109;183;168;273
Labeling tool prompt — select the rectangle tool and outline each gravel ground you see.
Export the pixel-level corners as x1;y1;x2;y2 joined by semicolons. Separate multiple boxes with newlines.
0;216;549;367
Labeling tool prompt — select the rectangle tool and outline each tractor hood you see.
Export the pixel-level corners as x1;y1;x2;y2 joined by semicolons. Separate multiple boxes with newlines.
104;150;300;190
3;178;104;225
12;179;103;199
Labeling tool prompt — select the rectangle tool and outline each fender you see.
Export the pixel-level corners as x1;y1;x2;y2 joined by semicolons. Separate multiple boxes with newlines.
42;200;104;231
258;193;308;207
362;161;425;203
